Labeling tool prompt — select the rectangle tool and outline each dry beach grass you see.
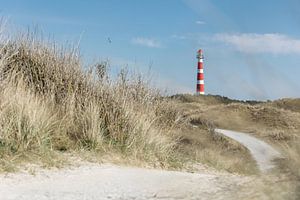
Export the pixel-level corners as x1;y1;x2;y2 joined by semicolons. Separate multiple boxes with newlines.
0;28;180;171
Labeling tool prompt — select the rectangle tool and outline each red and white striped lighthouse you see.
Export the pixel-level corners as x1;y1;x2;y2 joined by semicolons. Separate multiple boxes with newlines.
196;49;205;95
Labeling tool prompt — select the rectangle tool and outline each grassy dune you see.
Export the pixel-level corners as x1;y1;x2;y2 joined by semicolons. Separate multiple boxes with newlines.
170;94;300;143
0;30;182;171
170;94;300;198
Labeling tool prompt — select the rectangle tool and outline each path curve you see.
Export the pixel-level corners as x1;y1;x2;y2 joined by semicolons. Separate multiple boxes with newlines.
215;129;282;172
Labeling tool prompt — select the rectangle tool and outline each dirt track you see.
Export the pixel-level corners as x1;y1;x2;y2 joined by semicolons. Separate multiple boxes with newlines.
215;129;282;172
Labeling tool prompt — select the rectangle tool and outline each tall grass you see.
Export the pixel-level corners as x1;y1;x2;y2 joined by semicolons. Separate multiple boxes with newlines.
0;29;180;170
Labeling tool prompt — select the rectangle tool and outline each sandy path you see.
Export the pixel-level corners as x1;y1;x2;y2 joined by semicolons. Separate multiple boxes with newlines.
0;163;254;200
215;129;282;172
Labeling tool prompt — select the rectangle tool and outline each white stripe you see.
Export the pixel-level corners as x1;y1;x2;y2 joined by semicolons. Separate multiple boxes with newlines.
200;92;205;95
197;80;204;84
198;58;203;63
198;69;204;73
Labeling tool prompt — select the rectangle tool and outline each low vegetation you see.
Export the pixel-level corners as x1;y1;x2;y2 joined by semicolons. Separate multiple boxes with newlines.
170;94;300;198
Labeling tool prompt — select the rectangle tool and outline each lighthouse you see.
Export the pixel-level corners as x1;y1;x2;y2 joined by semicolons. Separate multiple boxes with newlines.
196;49;205;95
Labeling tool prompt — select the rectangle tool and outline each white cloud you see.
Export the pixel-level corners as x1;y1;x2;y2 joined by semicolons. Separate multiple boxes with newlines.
195;20;206;25
214;33;300;54
131;37;162;48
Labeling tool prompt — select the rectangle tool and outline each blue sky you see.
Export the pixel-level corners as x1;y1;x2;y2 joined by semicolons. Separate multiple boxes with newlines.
1;0;300;100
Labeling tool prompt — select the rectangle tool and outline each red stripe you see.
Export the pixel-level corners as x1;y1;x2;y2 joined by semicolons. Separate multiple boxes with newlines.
198;62;203;69
196;84;204;93
197;73;204;80
200;84;204;92
199;73;204;80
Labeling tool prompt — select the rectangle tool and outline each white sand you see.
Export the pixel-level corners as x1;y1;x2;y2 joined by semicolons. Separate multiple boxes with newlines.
0;163;252;200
